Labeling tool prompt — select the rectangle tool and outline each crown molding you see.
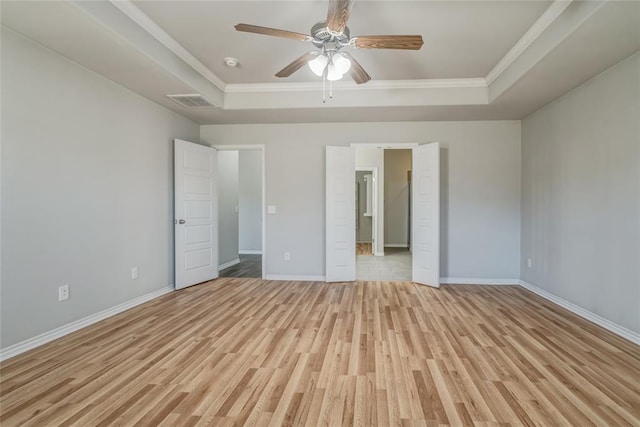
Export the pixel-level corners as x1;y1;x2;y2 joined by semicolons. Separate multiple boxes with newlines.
485;0;573;85
226;78;487;94
109;0;227;91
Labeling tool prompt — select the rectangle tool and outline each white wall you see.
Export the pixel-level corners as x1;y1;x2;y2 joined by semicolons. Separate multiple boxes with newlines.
521;52;640;334
217;151;239;265
238;150;262;253
201;121;521;280
1;30;200;348
355;146;384;255
384;149;412;246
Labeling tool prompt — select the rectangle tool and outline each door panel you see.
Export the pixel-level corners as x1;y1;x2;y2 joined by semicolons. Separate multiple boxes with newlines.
412;143;440;287
326;146;356;282
175;139;218;289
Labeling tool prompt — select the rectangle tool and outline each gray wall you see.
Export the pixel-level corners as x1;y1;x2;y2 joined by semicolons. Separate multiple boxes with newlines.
201;121;521;280
384;149;412;246
1;30;200;348
521;52;640;334
217;151;239;265
356;171;373;243
238;150;262;253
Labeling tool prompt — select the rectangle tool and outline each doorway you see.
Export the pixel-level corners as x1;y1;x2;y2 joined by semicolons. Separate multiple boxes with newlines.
215;146;265;279
354;147;412;281
325;143;440;286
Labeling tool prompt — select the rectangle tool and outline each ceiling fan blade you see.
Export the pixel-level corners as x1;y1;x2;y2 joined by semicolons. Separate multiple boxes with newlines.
235;23;311;42
343;53;371;84
326;0;353;34
275;52;318;78
354;35;424;50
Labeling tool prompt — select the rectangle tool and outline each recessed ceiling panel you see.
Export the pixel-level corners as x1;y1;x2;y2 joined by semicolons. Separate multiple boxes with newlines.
133;0;552;83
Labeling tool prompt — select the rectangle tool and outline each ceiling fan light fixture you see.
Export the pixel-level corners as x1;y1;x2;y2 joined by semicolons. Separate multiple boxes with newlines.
326;63;344;81
308;54;328;76
332;52;351;75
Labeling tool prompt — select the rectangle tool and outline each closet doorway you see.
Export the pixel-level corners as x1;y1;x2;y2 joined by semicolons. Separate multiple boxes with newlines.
326;142;440;287
354;147;412;281
215;145;265;279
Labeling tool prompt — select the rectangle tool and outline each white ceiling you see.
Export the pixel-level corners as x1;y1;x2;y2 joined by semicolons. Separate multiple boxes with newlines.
132;0;551;83
1;0;639;125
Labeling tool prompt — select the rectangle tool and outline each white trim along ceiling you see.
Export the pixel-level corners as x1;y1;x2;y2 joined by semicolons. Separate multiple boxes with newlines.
2;0;638;124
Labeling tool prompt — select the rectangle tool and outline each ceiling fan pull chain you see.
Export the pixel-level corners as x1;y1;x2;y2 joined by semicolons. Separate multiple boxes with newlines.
322;69;327;103
330;79;333;99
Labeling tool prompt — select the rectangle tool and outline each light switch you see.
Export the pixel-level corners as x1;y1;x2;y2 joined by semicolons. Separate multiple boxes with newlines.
267;205;277;214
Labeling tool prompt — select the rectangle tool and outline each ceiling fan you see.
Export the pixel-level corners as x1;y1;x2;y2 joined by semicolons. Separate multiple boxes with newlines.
235;0;423;84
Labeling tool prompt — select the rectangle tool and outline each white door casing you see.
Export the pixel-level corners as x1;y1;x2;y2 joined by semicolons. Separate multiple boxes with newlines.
326;146;356;282
174;139;219;290
412;143;440;287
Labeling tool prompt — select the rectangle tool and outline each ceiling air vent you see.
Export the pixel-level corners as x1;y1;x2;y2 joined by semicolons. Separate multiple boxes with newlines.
167;94;218;109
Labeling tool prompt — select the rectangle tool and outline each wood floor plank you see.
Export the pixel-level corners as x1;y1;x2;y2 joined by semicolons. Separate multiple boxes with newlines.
1;280;639;426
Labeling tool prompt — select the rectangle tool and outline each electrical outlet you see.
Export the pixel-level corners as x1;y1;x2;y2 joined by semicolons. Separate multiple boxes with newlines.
131;267;138;279
58;285;69;302
527;258;532;268
268;205;277;214
284;252;290;261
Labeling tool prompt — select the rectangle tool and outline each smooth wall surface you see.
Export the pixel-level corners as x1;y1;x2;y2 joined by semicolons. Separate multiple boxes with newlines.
521;52;640;333
238;150;262;253
218;151;239;265
384;149;412;246
202;121;521;280
1;30;200;348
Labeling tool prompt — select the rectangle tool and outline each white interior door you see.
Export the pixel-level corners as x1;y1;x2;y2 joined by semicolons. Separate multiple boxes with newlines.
412;142;440;287
175;139;218;290
326;146;356;282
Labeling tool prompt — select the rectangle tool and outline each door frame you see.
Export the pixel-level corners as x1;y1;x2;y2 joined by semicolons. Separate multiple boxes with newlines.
212;144;266;280
351;142;419;257
355;167;378;256
351;142;438;283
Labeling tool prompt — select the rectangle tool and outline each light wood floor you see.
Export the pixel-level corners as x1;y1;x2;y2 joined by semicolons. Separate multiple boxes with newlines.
1;279;639;426
356;243;372;255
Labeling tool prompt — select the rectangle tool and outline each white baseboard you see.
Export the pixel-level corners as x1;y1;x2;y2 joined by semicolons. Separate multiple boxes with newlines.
385;243;409;248
519;280;640;346
218;258;240;270
440;277;520;285
0;285;174;361
374;251;385;257
239;250;262;255
265;275;325;282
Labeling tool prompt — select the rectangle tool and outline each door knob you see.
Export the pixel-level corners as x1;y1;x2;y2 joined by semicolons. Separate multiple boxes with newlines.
178;219;186;224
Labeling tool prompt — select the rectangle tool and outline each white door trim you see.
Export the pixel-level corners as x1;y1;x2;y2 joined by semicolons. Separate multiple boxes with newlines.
213;144;266;280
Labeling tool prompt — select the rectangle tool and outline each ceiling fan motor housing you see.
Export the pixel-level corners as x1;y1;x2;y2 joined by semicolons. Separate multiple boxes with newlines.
311;21;350;49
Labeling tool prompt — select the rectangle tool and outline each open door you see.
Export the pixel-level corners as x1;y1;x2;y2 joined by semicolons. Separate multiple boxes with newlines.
174;139;218;290
412;142;440;287
326;146;356;282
